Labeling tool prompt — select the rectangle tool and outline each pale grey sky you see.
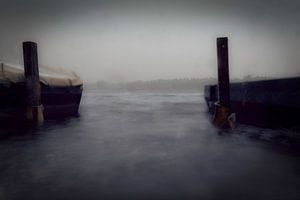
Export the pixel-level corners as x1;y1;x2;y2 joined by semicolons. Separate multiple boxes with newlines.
0;0;300;82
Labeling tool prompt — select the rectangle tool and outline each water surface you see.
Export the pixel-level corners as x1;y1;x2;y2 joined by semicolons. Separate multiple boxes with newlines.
0;91;300;200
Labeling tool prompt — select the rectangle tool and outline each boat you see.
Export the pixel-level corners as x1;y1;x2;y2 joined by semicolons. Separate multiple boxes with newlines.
0;61;83;120
204;77;300;128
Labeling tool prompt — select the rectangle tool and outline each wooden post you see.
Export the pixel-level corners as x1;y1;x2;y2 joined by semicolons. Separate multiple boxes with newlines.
213;37;232;128
23;41;44;124
217;37;230;108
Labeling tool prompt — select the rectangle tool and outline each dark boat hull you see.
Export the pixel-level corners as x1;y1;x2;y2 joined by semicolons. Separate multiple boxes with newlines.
204;77;300;128
0;82;82;120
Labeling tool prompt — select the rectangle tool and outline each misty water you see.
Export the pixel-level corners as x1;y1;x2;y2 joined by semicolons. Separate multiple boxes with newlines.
0;91;300;200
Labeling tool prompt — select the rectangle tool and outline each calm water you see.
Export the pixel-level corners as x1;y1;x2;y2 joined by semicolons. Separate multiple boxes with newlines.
0;91;300;200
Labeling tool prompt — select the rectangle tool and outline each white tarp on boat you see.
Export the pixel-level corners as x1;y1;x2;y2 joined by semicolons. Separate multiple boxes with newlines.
0;62;83;87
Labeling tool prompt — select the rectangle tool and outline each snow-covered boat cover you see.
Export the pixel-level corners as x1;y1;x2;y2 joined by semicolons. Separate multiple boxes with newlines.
0;62;83;87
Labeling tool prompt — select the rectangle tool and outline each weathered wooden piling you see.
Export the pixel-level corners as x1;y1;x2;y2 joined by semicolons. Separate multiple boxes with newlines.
216;37;230;108
23;41;44;124
213;37;233;128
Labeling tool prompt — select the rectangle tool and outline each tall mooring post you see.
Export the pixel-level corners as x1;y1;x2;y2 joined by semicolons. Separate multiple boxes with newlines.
23;41;44;124
213;37;234;128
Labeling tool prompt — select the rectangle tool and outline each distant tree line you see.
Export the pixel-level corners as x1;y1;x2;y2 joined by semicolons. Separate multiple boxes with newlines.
84;78;215;92
84;76;272;92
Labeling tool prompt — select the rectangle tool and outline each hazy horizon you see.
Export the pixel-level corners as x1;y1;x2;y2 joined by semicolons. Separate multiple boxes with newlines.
1;0;300;83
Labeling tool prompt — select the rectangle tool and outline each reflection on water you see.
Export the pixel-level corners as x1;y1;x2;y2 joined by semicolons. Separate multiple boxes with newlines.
0;91;300;200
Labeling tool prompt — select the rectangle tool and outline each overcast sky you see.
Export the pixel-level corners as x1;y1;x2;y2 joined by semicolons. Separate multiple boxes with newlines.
0;0;300;82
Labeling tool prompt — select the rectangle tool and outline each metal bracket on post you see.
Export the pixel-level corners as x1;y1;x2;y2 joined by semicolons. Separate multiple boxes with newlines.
23;41;44;125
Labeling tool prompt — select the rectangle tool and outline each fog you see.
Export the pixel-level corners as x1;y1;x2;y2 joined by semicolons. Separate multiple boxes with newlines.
0;0;300;82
